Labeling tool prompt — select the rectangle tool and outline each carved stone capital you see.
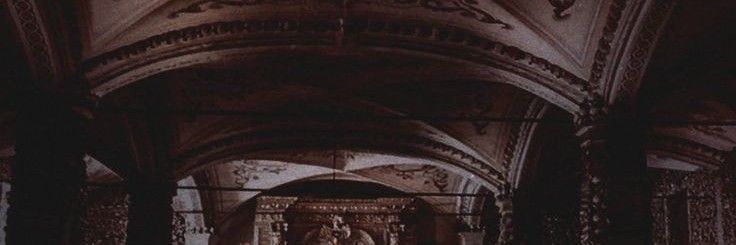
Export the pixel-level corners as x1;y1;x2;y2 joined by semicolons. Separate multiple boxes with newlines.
574;95;609;129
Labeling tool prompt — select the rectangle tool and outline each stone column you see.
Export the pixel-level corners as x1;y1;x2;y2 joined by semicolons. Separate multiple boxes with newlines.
575;103;651;245
125;178;176;245
494;186;514;245
6;90;88;244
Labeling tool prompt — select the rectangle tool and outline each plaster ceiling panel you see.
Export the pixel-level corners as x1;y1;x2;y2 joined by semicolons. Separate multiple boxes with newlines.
350;164;474;213
496;0;606;69
165;79;492;167
82;0;169;54
249;150;427;171
353;81;536;169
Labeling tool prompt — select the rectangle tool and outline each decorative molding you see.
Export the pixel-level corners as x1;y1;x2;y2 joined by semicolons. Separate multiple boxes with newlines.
381;165;449;192
168;0;513;29
505;98;548;187
501;123;521;169
576;121;610;245
6;0;59;81
610;0;676;104
548;0;576;20
588;0;628;85
83;18;587;111
495;185;514;244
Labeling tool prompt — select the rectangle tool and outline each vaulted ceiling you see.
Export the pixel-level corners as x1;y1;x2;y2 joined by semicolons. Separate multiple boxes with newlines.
1;0;735;240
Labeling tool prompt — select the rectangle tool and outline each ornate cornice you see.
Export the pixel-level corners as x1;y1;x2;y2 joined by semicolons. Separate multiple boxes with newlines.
82;17;587;110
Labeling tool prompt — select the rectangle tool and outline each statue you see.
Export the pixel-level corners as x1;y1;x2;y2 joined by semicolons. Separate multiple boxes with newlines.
303;215;375;245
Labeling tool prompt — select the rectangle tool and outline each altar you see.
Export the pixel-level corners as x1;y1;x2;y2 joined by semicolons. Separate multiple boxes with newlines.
254;197;417;245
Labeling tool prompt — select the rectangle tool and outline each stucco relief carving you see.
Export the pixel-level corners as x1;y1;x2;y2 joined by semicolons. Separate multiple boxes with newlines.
256;197;413;245
548;0;576;20
232;160;288;187
466;92;494;135
302;215;376;245
381;165;449;192
168;0;513;29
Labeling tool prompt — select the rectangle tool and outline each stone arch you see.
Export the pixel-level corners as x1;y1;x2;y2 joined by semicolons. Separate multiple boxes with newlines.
84;18;587;113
